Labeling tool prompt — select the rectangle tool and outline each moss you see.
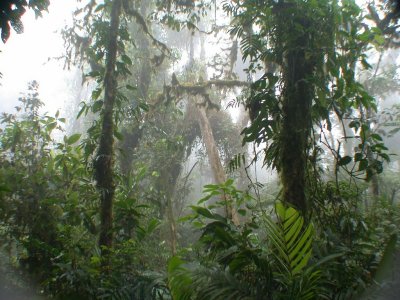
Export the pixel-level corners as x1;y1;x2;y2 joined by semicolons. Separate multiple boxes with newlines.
94;0;122;254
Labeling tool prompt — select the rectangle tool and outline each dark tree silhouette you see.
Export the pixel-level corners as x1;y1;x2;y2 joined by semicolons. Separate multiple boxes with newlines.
0;0;49;43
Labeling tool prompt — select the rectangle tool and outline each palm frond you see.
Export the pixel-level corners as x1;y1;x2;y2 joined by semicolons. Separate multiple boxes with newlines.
263;202;319;299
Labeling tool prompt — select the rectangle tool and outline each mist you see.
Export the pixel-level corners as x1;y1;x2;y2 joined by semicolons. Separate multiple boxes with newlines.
1;1;400;299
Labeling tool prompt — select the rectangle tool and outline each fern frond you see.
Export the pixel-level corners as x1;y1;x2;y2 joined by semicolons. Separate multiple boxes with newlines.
261;202;319;299
168;256;193;300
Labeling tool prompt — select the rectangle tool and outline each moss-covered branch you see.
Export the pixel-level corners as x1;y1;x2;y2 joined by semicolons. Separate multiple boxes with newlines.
150;76;249;109
122;0;170;65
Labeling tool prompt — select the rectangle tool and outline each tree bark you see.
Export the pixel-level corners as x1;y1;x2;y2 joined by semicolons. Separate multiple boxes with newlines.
280;21;314;214
197;105;240;225
186;33;240;224
166;195;177;255
94;0;122;254
161;160;182;255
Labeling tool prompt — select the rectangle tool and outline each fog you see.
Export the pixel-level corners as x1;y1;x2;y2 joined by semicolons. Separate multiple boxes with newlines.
1;1;400;299
0;2;76;114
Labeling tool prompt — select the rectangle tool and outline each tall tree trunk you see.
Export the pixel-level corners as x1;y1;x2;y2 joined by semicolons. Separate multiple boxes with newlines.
197;105;240;225
194;33;240;224
94;0;122;254
280;21;314;214
138;1;151;99
166;195;177;255
162;160;182;255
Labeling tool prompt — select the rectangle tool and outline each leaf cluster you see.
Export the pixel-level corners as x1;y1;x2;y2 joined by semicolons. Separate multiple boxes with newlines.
0;0;49;43
169;180;323;300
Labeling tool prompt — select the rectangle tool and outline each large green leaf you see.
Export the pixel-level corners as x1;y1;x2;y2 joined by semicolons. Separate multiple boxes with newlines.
168;257;193;300
267;202;315;277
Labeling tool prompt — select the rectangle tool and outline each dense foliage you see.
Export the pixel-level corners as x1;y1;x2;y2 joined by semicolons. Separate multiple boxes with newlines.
0;0;400;299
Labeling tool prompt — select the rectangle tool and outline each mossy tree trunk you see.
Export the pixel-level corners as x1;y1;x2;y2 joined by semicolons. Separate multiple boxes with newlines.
160;160;182;255
279;18;315;214
166;193;178;255
166;160;183;256
94;0;122;255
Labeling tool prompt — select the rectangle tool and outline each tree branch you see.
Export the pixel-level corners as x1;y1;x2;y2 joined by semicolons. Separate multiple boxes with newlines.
122;0;170;64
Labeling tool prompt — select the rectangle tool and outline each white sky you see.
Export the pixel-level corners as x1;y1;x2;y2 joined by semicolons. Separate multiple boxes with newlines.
0;1;77;115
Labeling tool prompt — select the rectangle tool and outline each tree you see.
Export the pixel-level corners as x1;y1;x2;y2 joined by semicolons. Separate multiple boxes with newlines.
230;0;334;213
197;103;240;223
93;0;122;257
1;0;400;298
230;0;390;214
276;3;321;213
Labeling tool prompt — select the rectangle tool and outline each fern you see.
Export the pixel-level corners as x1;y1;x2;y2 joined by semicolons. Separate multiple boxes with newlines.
168;182;322;300
262;202;320;300
274;202;314;275
168;256;194;300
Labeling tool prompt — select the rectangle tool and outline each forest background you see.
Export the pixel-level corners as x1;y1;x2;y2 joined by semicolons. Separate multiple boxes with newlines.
1;0;400;299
